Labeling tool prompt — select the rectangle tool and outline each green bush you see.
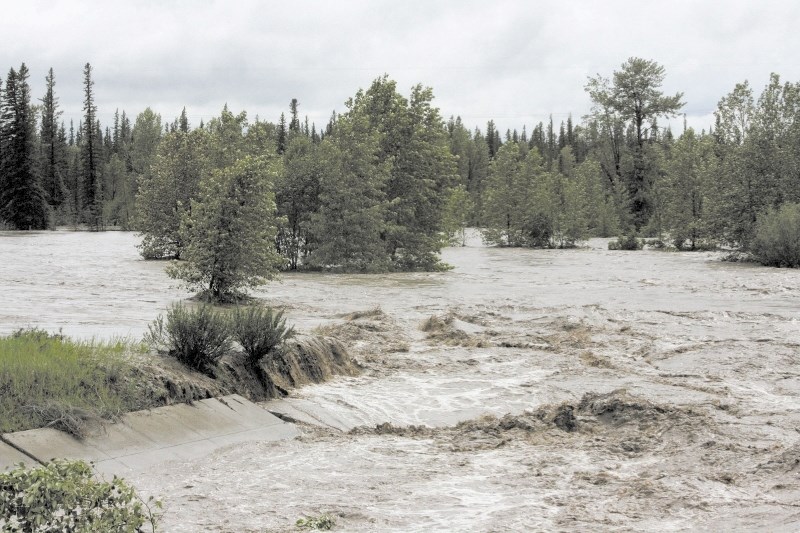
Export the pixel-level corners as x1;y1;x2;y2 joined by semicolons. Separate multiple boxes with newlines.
145;303;231;374
751;203;800;267
608;234;642;250
0;459;160;531
296;514;336;530
0;330;142;435
230;305;295;365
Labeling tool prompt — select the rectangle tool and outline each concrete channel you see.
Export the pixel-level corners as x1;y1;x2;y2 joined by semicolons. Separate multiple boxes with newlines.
0;395;299;476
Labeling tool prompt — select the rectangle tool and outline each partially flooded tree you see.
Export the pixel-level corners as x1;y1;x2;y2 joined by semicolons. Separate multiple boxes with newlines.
135;127;209;259
167;155;283;301
308;113;390;272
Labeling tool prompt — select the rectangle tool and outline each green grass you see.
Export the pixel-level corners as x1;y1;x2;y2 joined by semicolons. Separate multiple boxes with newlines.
0;329;145;436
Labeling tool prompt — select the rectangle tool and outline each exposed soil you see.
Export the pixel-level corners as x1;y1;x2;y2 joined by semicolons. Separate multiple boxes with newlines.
127;334;359;409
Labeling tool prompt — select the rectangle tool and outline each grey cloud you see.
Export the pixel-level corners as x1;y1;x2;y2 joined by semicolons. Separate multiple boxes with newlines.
4;0;800;135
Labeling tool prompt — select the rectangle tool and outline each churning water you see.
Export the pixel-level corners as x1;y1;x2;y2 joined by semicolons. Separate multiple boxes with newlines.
2;230;800;531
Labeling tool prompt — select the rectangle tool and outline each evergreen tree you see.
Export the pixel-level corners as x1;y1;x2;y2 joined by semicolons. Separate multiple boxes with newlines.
80;63;101;228
39;68;68;212
468;129;490;225
277;112;287;154
485;120;500;158
0;65;48;229
289;99;300;133
178;107;189;133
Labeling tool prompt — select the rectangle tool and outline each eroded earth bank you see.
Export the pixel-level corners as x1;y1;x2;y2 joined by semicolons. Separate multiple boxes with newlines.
3;231;800;531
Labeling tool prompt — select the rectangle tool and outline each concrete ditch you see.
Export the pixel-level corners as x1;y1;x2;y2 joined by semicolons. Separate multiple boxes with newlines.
0;394;299;476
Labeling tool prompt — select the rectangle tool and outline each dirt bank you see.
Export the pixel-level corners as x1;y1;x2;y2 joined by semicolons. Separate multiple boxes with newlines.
130;334;359;410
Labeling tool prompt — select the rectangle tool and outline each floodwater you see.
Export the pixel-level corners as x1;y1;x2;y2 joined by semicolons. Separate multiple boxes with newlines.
2;230;800;531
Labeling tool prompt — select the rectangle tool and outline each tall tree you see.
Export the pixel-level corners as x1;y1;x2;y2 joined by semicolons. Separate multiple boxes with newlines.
664;129;715;249
309;113;389;272
80;63;102;228
586;57;684;230
350;77;457;270
136;127;209;259
276;135;322;269
0;64;48;229
276;112;287;154
289;99;300;133
39;68;68;212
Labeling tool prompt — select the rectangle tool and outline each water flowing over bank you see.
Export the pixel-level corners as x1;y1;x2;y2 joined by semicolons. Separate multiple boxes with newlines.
3;231;800;531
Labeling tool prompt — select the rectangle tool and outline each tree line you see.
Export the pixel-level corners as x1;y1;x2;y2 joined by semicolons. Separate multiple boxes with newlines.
2;58;800;292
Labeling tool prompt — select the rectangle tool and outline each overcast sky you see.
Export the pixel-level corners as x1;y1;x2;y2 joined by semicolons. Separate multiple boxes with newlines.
3;0;800;136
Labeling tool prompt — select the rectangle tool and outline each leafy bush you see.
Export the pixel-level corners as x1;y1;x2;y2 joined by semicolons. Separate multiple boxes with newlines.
0;459;160;531
608;234;642;250
145;303;231;374
750;202;800;267
296;514;336;530
230;305;295;365
0;330;141;435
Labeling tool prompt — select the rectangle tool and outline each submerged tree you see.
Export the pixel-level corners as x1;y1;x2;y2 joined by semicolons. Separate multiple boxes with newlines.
348;77;457;270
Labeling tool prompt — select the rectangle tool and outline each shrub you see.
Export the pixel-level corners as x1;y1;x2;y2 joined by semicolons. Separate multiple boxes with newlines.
145;303;231;373
0;459;160;531
750;203;800;267
296;514;336;530
608;234;642;251
230;305;295;365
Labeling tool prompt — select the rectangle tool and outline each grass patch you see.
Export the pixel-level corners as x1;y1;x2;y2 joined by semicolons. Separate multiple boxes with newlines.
0;329;144;436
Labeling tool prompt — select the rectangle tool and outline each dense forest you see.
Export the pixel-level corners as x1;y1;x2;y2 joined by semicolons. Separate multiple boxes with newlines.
2;57;800;287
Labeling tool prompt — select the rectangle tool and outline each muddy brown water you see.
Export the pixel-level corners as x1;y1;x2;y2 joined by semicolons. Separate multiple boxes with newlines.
2;230;799;531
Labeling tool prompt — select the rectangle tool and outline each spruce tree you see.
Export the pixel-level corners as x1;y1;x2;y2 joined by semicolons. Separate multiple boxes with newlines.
0;65;48;229
277;112;287;154
80;63;102;228
39;68;68;211
289;98;300;133
178;107;189;133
